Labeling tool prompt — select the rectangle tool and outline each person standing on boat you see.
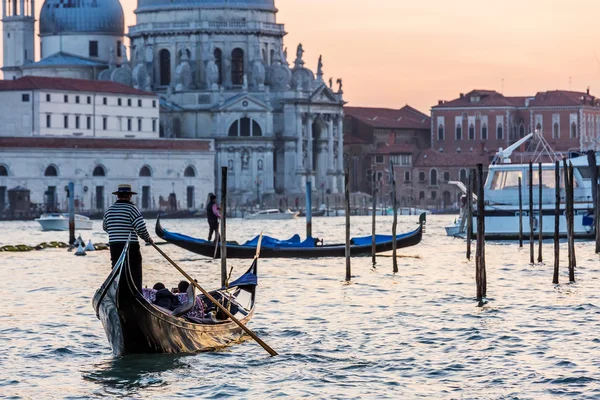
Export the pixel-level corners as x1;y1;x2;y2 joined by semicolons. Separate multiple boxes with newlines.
206;194;221;242
103;184;153;290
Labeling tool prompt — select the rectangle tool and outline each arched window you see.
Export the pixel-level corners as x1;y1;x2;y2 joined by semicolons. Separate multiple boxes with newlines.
93;165;106;177
231;48;244;85
519;123;525;138
481;124;488;140
0;165;7;176
44;165;58;177
159;49;171;86
468;124;475;140
437;125;444;141
459;168;467;184
497;124;503;139
184;166;196;177
270;49;275;65
430;169;438;186
553;123;559;139
228;118;262;137
252;120;262;136
139;165;152;177
214;48;223;85
535;122;542;132
571;122;577;138
456;124;462;140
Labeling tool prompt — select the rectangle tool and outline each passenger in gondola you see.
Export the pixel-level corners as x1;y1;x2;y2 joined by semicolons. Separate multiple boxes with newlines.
153;283;182;311
103;184;153;291
177;280;190;294
206;194;222;242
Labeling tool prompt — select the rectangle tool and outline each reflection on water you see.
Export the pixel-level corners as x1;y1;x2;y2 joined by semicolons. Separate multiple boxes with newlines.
1;216;600;398
83;354;188;395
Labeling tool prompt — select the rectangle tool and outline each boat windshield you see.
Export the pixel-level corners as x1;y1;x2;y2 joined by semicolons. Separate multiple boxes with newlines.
490;171;522;190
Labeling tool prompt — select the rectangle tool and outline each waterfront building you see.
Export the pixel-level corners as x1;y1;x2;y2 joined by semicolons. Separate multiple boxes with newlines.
0;137;214;217
0;76;159;138
1;0;346;204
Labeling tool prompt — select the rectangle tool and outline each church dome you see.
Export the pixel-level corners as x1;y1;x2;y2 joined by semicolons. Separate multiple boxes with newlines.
39;0;125;36
137;0;275;11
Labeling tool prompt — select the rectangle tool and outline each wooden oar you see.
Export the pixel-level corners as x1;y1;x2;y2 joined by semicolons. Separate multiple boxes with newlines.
150;238;277;357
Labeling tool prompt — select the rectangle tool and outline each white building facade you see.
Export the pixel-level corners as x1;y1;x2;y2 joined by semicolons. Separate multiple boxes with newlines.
0;76;159;138
128;0;346;201
0;137;215;214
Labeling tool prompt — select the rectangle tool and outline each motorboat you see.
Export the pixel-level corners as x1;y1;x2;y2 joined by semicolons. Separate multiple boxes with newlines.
449;131;597;240
244;209;298;220
35;213;93;231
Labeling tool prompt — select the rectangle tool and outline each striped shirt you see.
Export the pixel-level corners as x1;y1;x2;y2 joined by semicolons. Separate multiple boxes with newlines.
102;200;151;243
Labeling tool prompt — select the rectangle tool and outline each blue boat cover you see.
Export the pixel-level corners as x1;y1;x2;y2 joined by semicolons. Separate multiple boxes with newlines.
163;227;417;249
583;215;594;226
225;263;258;289
350;230;415;246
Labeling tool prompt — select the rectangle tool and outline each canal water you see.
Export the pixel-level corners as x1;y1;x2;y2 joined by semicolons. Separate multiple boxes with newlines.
1;215;599;399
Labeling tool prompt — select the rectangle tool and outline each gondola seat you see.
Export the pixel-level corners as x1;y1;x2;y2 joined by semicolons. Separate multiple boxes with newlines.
172;283;195;317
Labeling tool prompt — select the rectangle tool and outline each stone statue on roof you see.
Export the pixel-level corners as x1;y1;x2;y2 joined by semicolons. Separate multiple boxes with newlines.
294;43;304;68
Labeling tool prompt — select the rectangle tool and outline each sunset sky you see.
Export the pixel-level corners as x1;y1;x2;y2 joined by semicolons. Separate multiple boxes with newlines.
3;0;600;112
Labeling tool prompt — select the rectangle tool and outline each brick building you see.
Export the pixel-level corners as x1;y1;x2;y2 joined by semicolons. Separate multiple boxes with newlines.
343;105;430;194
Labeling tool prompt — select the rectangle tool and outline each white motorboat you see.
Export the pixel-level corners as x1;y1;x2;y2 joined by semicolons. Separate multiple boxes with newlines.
244;209;299;220
35;213;94;231
448;131;597;239
445;218;462;236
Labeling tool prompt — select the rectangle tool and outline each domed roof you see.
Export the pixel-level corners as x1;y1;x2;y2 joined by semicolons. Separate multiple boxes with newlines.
40;0;125;36
137;0;275;11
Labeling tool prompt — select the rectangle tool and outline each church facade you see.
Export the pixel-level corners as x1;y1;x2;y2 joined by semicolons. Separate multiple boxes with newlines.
1;0;346;203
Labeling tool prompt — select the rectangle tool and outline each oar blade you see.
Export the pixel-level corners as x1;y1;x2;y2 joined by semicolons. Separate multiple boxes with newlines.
255;232;263;260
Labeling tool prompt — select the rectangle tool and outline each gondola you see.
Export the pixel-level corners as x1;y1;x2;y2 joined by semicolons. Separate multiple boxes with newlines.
92;242;258;355
155;213;426;259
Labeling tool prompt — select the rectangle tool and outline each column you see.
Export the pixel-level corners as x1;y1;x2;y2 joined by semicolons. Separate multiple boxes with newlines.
307;114;314;173
327;116;334;172
30;0;34;17
296;113;303;170
337;114;344;192
265;146;274;192
3;0;6;18
19;0;23;15
233;149;241;194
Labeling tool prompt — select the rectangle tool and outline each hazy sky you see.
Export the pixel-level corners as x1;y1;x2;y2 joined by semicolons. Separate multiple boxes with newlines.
4;0;600;112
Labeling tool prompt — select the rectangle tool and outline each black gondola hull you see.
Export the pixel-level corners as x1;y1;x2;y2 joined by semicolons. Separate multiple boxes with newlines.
92;250;256;355
156;217;424;259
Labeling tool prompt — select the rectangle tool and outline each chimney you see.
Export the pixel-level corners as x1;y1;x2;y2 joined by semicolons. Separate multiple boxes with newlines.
438;100;444;105
459;93;465;98
587;87;590;95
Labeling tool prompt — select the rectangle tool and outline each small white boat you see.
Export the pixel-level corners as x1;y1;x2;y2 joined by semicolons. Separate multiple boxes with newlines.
244;209;298;220
35;213;94;231
445;218;462;236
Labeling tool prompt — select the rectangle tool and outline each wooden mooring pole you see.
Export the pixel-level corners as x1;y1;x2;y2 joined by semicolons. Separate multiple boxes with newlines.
553;161;560;284
588;150;600;254
568;163;576;282
220;166;228;287
391;161;398;274
476;164;486;300
538;162;543;263
68;181;75;247
344;170;351;282
306;181;312;239
518;177;523;248
371;171;377;266
529;161;534;264
467;169;474;261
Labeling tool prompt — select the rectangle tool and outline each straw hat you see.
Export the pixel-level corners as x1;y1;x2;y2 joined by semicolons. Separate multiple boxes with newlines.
112;184;137;195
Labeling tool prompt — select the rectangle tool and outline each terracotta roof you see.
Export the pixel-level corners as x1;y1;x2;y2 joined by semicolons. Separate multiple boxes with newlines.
0;76;155;96
0;137;212;151
433;90;517;109
345;105;430;130
414;148;492;167
528;90;599;107
344;135;370;145
370;143;417;155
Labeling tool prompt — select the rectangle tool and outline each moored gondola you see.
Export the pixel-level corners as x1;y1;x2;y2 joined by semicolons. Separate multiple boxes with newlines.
155;213;425;259
92;243;258;355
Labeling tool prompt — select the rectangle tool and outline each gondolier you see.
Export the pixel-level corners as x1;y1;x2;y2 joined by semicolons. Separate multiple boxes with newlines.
103;184;153;290
206;194;221;241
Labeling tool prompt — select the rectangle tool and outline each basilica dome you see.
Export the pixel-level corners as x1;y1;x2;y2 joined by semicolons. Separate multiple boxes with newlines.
39;0;125;36
137;0;275;11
